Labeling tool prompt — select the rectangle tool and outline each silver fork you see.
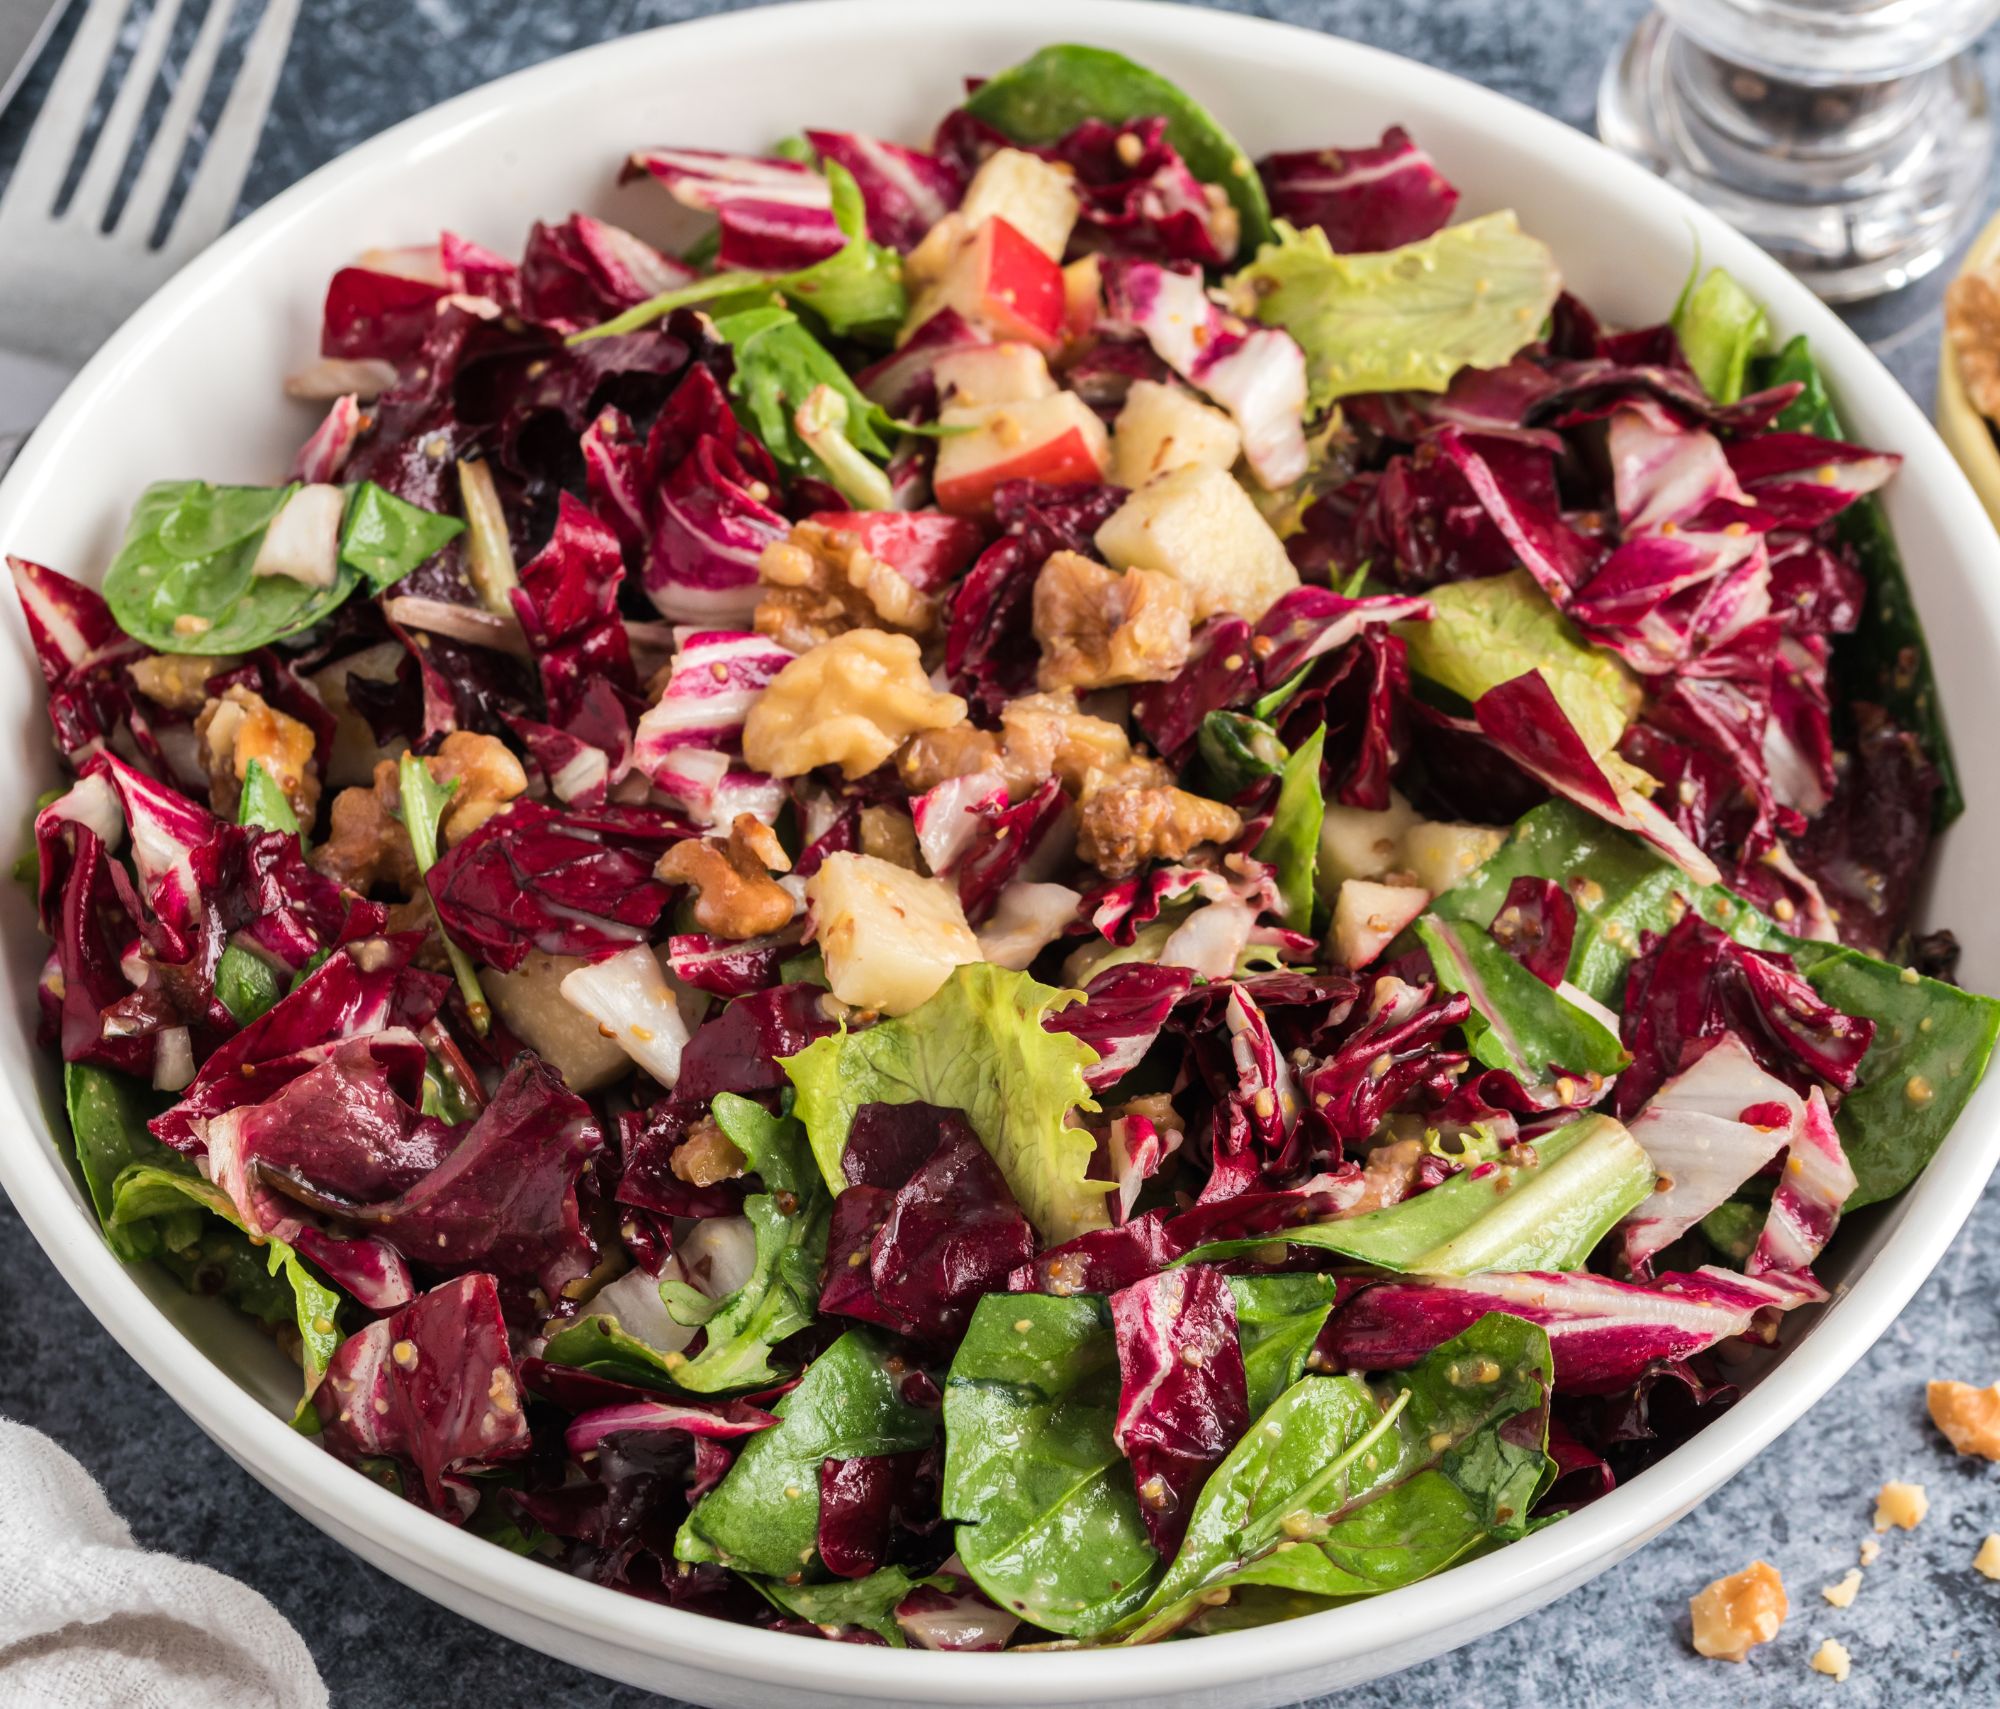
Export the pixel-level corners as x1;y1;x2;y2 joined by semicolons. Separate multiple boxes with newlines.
0;0;300;472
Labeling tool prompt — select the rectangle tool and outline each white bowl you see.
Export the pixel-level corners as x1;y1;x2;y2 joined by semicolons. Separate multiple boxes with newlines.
3;3;1998;1703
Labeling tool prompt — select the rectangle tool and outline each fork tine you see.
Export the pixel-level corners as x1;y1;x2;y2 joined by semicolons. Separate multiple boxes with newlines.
118;0;234;243
68;0;186;230
159;0;296;260
0;0;134;223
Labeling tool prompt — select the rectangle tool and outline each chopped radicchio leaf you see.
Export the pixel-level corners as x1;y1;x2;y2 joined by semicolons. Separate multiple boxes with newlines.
1258;127;1460;254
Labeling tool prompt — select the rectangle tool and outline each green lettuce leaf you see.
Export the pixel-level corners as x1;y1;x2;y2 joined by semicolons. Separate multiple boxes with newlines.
960;43;1271;252
711;304;896;487
1414;914;1629;1084
1196;710;1286;798
108;1164;341;1420
1427;800;2000;1206
1252;723;1324;930
1180;1113;1651;1275
1671;264;1768;407
753;1566;928;1644
1230;1274;1339;1415
677;1329;934;1577
1398;569;1640;757
1232;213;1561;410
214;943;283;1026
782;963;1108;1241
338;482;467;592
943;1293;1160;1636
63;1062;176;1261
1109;1312;1553;1642
396;751;489;1034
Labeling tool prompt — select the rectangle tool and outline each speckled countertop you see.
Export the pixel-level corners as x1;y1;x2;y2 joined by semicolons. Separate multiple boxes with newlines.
2;3;1998;1704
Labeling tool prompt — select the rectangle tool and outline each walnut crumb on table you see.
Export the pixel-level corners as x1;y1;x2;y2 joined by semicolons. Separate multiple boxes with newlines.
1975;1536;2000;1581
1872;1481;1928;1532
1810;1638;1853;1682
1820;1568;1862;1608
1927;1379;2000;1459
1858;1538;1881;1567
1689;1561;1787;1662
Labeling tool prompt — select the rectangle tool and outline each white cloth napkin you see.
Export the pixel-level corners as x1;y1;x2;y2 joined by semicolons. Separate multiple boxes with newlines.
0;1418;328;1709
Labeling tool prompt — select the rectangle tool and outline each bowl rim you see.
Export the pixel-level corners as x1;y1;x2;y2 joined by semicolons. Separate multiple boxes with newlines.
3;0;1997;1698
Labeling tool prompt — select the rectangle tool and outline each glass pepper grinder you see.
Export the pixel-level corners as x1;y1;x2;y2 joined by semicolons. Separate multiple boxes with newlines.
1598;0;2000;302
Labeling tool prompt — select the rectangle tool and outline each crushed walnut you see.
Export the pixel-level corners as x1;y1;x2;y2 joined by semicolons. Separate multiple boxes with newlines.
1872;1480;1927;1532
1974;1535;2000;1580
744;629;966;780
1076;783;1241;879
754;518;941;652
896;722;1004;794
1689;1561;1787;1662
312;731;526;894
1927;1379;2000;1460
671;1114;748;1188
127;652;241;715
1032;550;1192;691
656;812;797;940
1946;267;2000;421
194;685;322;825
999;690;1141;796
1820;1568;1862;1609
1808;1638;1852;1683
1344;1137;1427;1217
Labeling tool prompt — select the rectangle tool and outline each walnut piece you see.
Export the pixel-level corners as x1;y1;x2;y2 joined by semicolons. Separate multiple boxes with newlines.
1689;1561;1787;1662
999;690;1139;796
1946;269;2000;421
655;812;797;940
311;731;527;895
744;629;966;780
1344;1137;1426;1216
1927;1379;2000;1460
671;1115;748;1188
1820;1568;1862;1609
896;722;1004;794
1872;1480;1928;1532
1975;1535;2000;1580
1076;783;1241;878
1032;550;1192;691
194;685;321;824
128;652;241;714
754;519;940;652
1808;1639;1851;1683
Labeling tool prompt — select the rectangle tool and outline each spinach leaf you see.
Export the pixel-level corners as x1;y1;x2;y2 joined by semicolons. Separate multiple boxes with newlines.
676;1329;934;1578
1426;800;2000;1205
961;43;1272;252
943;1292;1160;1636
1425;800;1791;1006
1252;723;1324;931
63;1062;177;1260
338;482;466;592
753;1565;926;1644
215;943;283;1026
103;479;460;655
1230;1274;1338;1416
1110;1313;1553;1642
1182;1113;1651;1275
1413;915;1629;1083
109;1163;342;1420
1754;334;1961;824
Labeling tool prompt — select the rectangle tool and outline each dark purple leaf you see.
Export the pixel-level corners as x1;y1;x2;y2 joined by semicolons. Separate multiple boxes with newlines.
1258;127;1459;253
1489;877;1575;988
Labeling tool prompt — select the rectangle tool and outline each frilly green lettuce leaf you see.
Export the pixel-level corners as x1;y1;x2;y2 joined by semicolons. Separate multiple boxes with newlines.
782;963;1108;1241
1231;212;1560;410
1671;264;1768;407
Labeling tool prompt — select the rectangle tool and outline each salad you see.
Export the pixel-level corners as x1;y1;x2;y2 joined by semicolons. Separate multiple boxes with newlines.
15;41;1999;1650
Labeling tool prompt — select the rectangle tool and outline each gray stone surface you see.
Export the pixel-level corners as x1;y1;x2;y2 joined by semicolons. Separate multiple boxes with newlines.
3;2;1999;1704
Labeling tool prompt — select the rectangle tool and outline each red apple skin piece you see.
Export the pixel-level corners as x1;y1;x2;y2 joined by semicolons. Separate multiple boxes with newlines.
803;510;987;591
977;217;1067;350
932;396;1109;517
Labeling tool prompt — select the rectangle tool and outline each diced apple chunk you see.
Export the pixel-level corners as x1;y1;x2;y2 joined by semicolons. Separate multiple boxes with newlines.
1404;821;1507;897
808;851;982;1016
1094;463;1299;621
1063;256;1102;340
906;216;1067;352
933;392;1109;516
958;148;1080;261
1110;380;1243;489
1330;880;1429;970
932;342;1057;410
1317;790;1421;899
